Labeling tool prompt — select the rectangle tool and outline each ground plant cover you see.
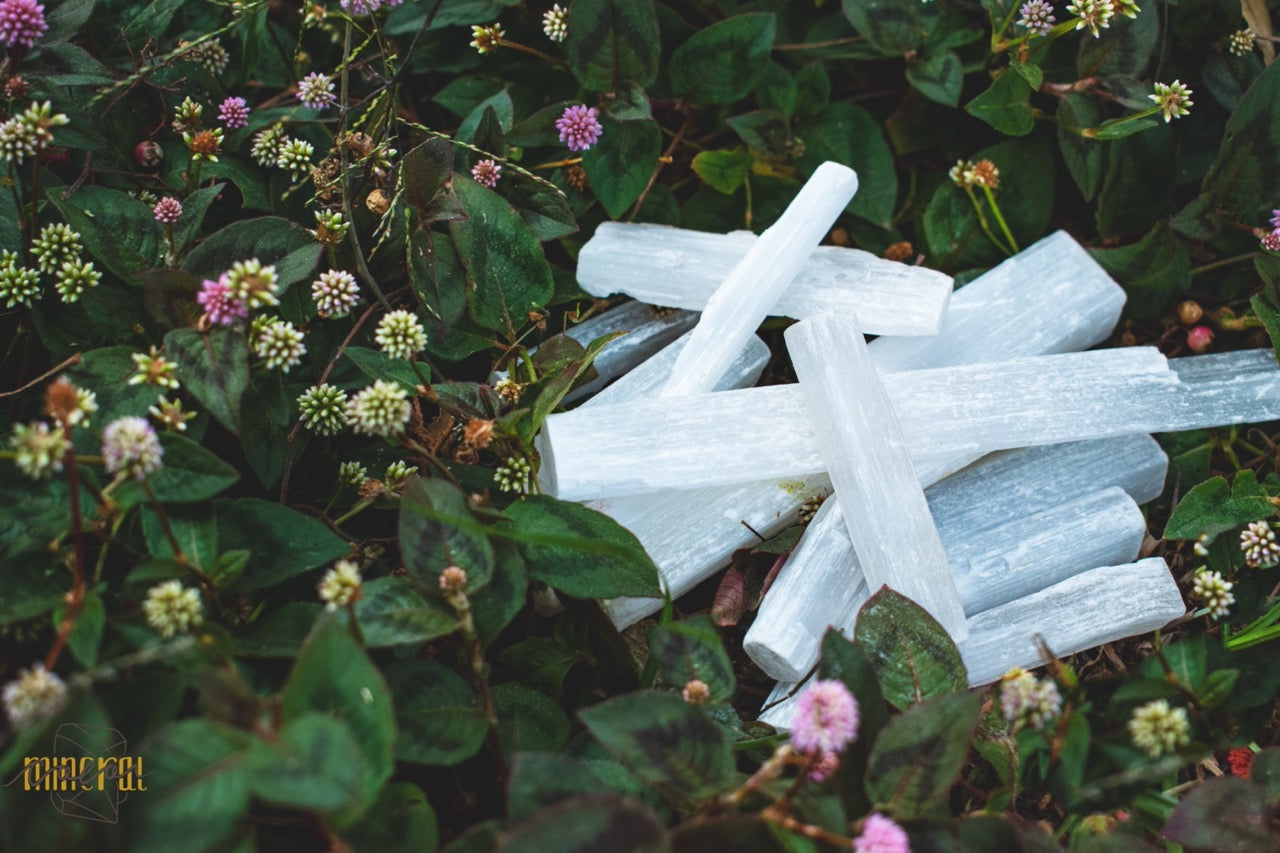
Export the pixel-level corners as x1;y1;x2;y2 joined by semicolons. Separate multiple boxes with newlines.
1;0;1280;849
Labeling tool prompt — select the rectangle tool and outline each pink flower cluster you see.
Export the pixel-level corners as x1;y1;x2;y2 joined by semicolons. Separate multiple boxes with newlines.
197;274;248;326
853;814;910;853
555;104;603;152
0;0;47;50
218;96;250;130
790;679;859;755
339;0;402;15
1262;209;1280;252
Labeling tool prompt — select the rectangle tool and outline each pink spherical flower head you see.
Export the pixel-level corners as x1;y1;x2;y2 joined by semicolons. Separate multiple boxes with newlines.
218;96;250;130
1270;209;1280;230
0;0;48;50
153;197;182;225
471;158;501;188
807;750;840;782
853;814;910;853
791;679;859;755
197;273;248;326
556;104;603;152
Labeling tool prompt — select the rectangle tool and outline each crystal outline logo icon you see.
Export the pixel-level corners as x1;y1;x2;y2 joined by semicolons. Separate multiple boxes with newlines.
5;724;145;823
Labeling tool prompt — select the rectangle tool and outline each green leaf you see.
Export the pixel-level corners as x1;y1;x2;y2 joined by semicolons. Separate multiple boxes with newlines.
355;576;458;647
906;51;963;107
1251;294;1280;363
1198;669;1240;710
1195;60;1280;237
579;691;734;797
133;720;254;852
819;629;891;748
499;794;666;853
603;80;653;122
164;327;249;435
246;713;366;814
499;636;584;698
183;216;322;292
1253;748;1280;803
403;136;455;214
47;185;161;281
385;660;487;766
726;110;791;158
235;602;323;657
282;616;396;812
668;14;776;106
341;782;439;853
494;682;572;756
1057;94;1106;201
854;588;967;710
502;170;578;242
470;539;529;647
503;495;662;599
565;0;660;91
1077;2;1157;77
865;691;983;818
1088;222;1188;318
691;149;754;195
141;502;218;571
218;498;350;591
52;589;104;667
798;102;897;227
450;177;554;331
966;70;1035;136
507;753;607;820
1164;470;1275;540
117;432;239;505
171;183;226;254
399;476;495;590
1142;636;1206;691
345;345;421;392
1095;130;1174;237
409;229;468;330
1161;777;1275;851
42;0;95;42
581;117;662;219
649;615;736;703
841;0;923;55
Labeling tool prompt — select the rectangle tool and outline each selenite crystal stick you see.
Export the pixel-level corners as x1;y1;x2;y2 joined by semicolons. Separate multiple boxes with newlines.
786;312;968;640
758;557;1185;728
599;232;1131;628
660;161;858;397
492;301;698;403
743;438;1167;680
586;332;770;408
538;347;1177;501
576;222;953;336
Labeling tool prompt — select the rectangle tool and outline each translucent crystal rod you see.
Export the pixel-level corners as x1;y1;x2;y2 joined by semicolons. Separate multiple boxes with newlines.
661;161;858;397
577;222;952;336
586;331;770;408
538;347;1176;501
785;312;968;640
492;301;697;403
758;557;1185;727
743;439;1166;681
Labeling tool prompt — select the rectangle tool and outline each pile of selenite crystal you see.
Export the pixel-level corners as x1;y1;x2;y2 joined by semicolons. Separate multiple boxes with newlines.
531;161;1280;729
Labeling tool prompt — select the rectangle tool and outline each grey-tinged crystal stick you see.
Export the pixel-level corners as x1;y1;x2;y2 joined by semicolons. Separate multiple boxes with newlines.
587;331;770;408
492;301;697;404
537;347;1178;501
576;222;953;336
959;557;1185;686
598;232;1131;628
743;438;1167;681
758;557;1185;728
660;161;858;398
785;312;969;640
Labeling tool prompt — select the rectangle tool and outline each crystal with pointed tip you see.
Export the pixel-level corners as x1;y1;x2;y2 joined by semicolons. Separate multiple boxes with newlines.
661;162;858;397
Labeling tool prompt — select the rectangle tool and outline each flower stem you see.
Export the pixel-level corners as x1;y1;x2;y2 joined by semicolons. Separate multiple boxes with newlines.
964;185;1012;256
44;422;86;671
983;185;1019;253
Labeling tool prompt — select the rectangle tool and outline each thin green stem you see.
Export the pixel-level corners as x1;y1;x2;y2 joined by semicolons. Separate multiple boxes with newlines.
333;497;373;526
1191;251;1260;276
964;185;1011;256
983;185;1019;253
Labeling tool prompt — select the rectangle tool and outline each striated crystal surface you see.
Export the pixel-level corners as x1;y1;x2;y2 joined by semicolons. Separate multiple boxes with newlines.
587;331;769;408
744;439;1165;680
785;312;968;640
759;557;1185;727
577;222;952;336
537;347;1177;500
661;161;858;397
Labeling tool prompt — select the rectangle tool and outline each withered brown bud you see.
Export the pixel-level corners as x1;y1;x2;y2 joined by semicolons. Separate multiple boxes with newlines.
366;188;391;216
439;565;467;593
565;164;588;191
681;679;711;705
44;378;79;425
829;227;850;247
188;130;220;158
5;76;29;100
884;241;914;262
1176;300;1203;326
969;159;1000;189
342;132;375;159
463;418;494;449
